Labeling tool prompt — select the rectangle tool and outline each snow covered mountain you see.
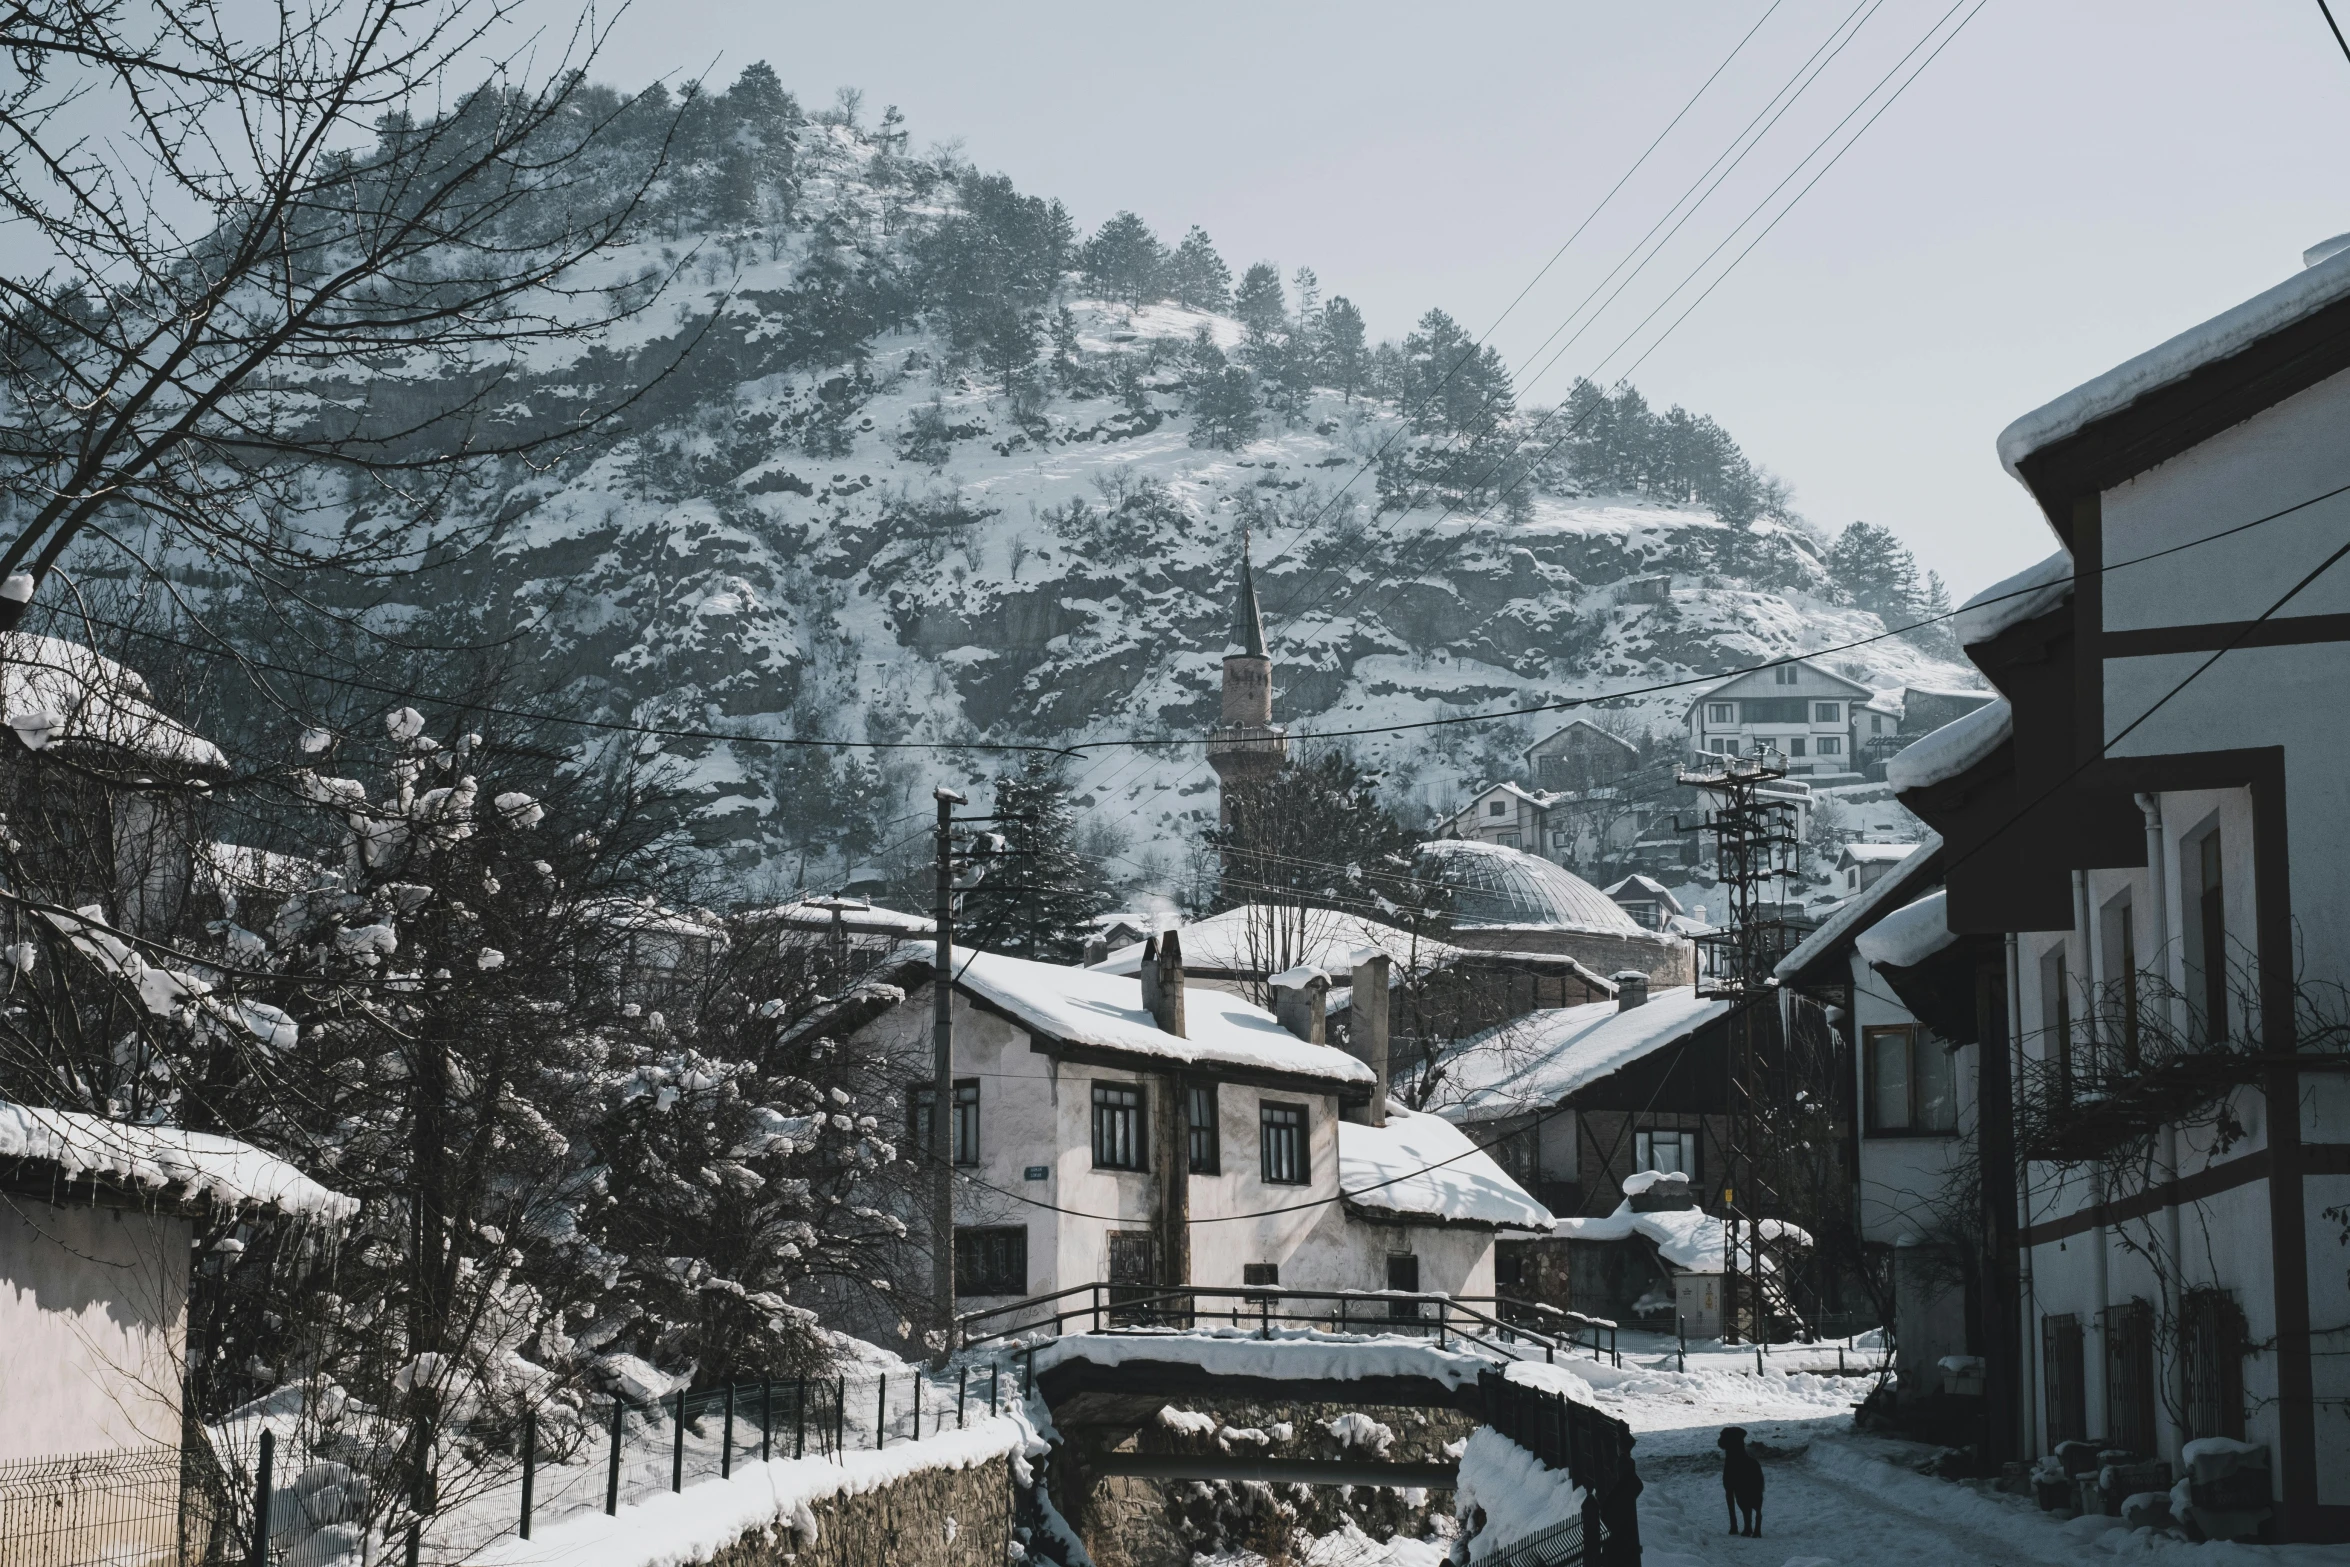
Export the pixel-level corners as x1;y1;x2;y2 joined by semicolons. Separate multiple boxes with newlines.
215;85;1979;895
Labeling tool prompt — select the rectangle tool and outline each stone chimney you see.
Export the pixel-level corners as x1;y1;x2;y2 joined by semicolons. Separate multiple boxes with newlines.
1146;929;1186;1038
1270;966;1328;1044
1347;950;1391;1127
1613;970;1650;1012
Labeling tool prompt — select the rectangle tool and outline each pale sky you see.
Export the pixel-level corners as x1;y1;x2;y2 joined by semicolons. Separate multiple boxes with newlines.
547;0;2350;597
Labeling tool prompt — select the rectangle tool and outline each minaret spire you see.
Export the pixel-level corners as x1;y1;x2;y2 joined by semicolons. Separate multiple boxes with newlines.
1232;526;1268;658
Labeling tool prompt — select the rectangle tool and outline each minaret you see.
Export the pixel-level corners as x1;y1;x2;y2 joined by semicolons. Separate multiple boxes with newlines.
1206;531;1287;825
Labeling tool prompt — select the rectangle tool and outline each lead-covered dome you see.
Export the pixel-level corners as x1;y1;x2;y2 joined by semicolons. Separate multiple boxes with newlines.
1416;839;1647;936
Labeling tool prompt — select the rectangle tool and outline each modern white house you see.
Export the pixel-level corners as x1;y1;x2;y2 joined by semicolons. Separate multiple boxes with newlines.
1682;659;1874;777
1440;781;1559;856
789;937;1551;1339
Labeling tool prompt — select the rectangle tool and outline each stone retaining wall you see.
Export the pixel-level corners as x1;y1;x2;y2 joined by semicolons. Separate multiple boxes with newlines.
701;1453;1016;1567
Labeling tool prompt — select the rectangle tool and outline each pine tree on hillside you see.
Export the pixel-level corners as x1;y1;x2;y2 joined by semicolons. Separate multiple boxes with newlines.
1083;211;1168;307
1290;267;1322;335
1207;751;1447;958
1191;365;1262;449
1913;570;1958;653
1827;521;1926;629
1233;262;1288;340
1168;227;1233;311
957;755;1117;963
1320;297;1368;402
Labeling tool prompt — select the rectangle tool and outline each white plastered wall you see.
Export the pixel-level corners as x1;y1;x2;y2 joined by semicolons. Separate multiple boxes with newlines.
0;1197;191;1460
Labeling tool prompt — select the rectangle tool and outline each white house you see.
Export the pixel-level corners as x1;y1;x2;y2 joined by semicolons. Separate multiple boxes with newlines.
1440;781;1559;855
1835;842;1919;896
1839;238;2350;1539
1683;659;1873;777
0;1101;354;1561
791;938;1551;1339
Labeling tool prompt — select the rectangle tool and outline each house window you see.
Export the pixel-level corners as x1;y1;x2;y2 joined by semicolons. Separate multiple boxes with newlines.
1386;1253;1421;1320
2183;826;2228;1045
1864;1025;1954;1134
1774;664;1797;685
1870;715;1884;735
1788;737;1807;758
2043;1313;2087;1449
1708;703;1733;723
2041;947;2074;1095
1817;736;1841;756
954;1226;1027;1295
2181;1288;2247;1441
1635;1126;1695;1180
1243;1263;1279;1287
1260;1102;1308;1184
1092;1082;1146;1170
909;1079;980;1166
1187;1083;1219;1174
1813;702;1840;722
1496;831;1520;849
2104;894;2139;1068
1488;799;1509;817
2104;1298;2158;1456
1740;697;1806;723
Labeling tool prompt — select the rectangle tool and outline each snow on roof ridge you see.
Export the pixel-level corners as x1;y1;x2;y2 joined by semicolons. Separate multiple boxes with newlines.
1438;986;1731;1116
1884;697;2011;794
1954;550;2073;648
1774;830;1943;983
2;632;226;773
1338;1107;1552;1232
1997;247;2350;485
0;1100;356;1221
946;945;1372;1088
1855;889;1957;971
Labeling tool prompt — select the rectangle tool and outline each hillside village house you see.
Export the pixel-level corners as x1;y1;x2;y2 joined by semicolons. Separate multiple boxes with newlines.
1525;717;1641;794
1836;842;1918;897
0;1103;354;1555
1683;658;1872;778
789;936;1550;1340
1778;240;2350;1541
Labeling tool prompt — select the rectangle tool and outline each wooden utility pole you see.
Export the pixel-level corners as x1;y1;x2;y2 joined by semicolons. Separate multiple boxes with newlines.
932;785;965;1369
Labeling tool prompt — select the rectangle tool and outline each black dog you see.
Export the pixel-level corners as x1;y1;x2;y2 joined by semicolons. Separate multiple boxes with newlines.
1718;1426;1764;1537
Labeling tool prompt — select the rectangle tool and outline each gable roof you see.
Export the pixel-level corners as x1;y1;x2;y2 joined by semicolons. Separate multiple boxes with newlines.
1339;1108;1552;1233
1096;904;1461;981
1838;843;1917;867
1600;874;1684;915
1682;659;1874;720
1524;718;1640;762
3;635;227;775
1430;987;1732;1120
825;944;1374;1091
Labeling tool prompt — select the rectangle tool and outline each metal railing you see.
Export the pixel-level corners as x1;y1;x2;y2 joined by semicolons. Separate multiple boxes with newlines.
955;1282;1620;1367
0;1446;214;1567
1477;1368;1636;1566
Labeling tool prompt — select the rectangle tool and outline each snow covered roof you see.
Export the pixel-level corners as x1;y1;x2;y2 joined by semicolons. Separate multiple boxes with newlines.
1855;890;1957;971
947;948;1374;1090
1416;841;1646;937
1524;717;1639;760
1095;904;1460;980
1954;550;2073;648
1554;1200;1812;1274
1998;246;2350;484
1773;831;1943;984
1435;987;1732;1119
2;634;226;774
1680;658;1875;720
199;841;323;897
1339;1107;1552;1233
742;895;934;936
1600;874;1684;915
1838;843;1917;866
1884;697;2011;794
0;1101;356;1221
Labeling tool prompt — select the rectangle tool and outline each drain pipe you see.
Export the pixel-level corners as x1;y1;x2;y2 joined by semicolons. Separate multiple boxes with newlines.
2139;791;2188;1460
2009;930;2038;1460
2075;869;2112;1387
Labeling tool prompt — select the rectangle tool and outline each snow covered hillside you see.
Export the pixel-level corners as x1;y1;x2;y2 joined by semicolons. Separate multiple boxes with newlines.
184;83;1980;894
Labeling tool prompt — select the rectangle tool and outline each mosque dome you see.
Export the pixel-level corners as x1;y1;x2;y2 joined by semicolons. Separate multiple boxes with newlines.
1416;839;1648;936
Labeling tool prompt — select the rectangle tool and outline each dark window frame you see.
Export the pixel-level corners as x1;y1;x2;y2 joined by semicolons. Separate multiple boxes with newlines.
1187;1083;1220;1175
954;1225;1028;1296
1092;1081;1147;1171
1259;1101;1308;1185
908;1078;981;1166
1242;1262;1279;1288
1863;1024;1957;1138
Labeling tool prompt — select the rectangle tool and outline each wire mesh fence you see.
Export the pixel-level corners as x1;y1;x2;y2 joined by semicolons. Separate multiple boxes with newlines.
0;1447;216;1567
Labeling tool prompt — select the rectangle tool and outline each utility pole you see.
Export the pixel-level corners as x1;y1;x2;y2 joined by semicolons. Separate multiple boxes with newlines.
931;785;965;1371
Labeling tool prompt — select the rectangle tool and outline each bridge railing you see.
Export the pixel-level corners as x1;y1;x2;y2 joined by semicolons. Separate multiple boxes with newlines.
1477;1368;1637;1565
955;1283;1619;1368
